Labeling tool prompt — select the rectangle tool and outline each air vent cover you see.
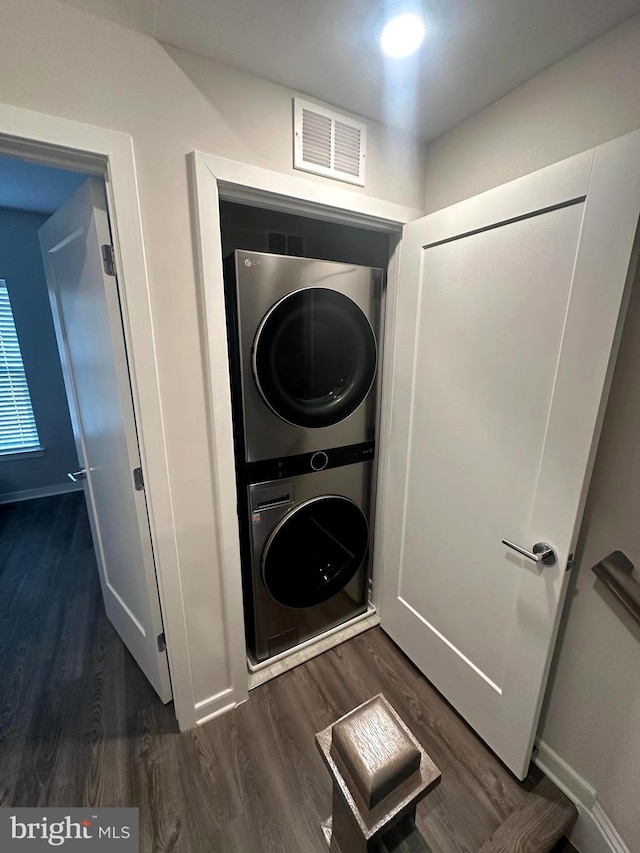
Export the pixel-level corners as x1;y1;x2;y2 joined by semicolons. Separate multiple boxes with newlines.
267;232;305;257
293;98;366;187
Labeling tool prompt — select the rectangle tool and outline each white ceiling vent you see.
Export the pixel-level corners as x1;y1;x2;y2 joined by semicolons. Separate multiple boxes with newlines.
293;99;366;187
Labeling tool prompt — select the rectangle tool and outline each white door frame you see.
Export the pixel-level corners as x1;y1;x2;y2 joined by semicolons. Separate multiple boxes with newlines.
190;150;423;712
0;102;194;728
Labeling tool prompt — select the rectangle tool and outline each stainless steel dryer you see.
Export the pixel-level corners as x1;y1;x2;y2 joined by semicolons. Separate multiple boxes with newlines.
243;449;373;663
225;251;383;463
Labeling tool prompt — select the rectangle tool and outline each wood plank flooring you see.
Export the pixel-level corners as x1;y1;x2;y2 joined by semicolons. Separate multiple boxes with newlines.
0;495;577;852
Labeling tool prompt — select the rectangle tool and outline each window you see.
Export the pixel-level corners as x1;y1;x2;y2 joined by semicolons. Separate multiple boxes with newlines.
0;279;41;454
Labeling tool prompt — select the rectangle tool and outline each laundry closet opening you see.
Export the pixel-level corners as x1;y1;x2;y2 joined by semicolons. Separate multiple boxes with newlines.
218;200;391;676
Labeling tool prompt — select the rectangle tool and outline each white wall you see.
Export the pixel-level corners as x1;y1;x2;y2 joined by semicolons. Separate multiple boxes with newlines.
425;13;640;214
0;0;428;708
164;45;427;213
0;208;78;500
423;12;640;850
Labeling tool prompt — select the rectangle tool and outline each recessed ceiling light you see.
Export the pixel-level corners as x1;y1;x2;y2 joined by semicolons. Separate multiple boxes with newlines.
380;13;425;58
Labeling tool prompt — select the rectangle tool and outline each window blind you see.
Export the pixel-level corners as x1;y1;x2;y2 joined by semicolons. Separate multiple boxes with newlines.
0;279;41;453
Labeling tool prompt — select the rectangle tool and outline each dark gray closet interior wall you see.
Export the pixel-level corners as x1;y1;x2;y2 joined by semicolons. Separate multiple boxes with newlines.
219;202;391;269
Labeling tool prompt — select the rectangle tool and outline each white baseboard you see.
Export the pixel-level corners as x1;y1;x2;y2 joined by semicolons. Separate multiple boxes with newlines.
534;740;629;853
585;804;630;853
0;481;84;504
534;740;597;810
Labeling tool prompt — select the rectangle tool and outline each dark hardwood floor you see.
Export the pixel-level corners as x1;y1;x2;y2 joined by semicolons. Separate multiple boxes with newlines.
0;495;577;852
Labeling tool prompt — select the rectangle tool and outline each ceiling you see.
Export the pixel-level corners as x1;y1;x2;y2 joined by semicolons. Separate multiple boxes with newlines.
59;0;640;140
0;155;88;214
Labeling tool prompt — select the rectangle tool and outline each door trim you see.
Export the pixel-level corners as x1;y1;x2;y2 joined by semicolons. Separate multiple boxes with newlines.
0;103;192;727
190;151;421;720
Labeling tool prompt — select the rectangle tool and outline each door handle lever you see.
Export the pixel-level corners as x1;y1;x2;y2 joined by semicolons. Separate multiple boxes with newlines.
67;469;87;482
502;539;557;567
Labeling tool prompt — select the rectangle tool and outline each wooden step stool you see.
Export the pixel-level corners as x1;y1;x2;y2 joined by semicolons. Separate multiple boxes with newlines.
316;694;441;853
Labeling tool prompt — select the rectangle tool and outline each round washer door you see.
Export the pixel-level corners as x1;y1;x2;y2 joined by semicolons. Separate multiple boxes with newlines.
252;287;377;428
262;495;369;608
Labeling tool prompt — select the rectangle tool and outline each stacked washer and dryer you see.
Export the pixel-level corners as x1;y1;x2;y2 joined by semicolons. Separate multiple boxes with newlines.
224;250;383;664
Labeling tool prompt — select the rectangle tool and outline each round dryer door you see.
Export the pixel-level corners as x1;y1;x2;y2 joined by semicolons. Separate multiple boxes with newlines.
252;287;377;428
262;496;369;608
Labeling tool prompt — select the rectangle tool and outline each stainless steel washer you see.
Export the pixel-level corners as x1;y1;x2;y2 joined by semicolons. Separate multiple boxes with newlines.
244;456;373;663
225;250;383;463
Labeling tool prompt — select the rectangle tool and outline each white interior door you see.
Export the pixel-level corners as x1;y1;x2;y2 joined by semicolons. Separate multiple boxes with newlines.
39;178;172;703
379;130;640;779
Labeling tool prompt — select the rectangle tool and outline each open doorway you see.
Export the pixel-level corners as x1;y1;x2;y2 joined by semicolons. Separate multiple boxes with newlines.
0;153;172;757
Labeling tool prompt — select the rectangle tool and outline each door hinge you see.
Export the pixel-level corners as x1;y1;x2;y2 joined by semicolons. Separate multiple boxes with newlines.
101;244;116;276
157;632;166;653
566;553;575;572
133;467;144;491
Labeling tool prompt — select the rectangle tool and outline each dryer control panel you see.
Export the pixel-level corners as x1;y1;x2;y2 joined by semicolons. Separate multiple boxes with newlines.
245;440;375;484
